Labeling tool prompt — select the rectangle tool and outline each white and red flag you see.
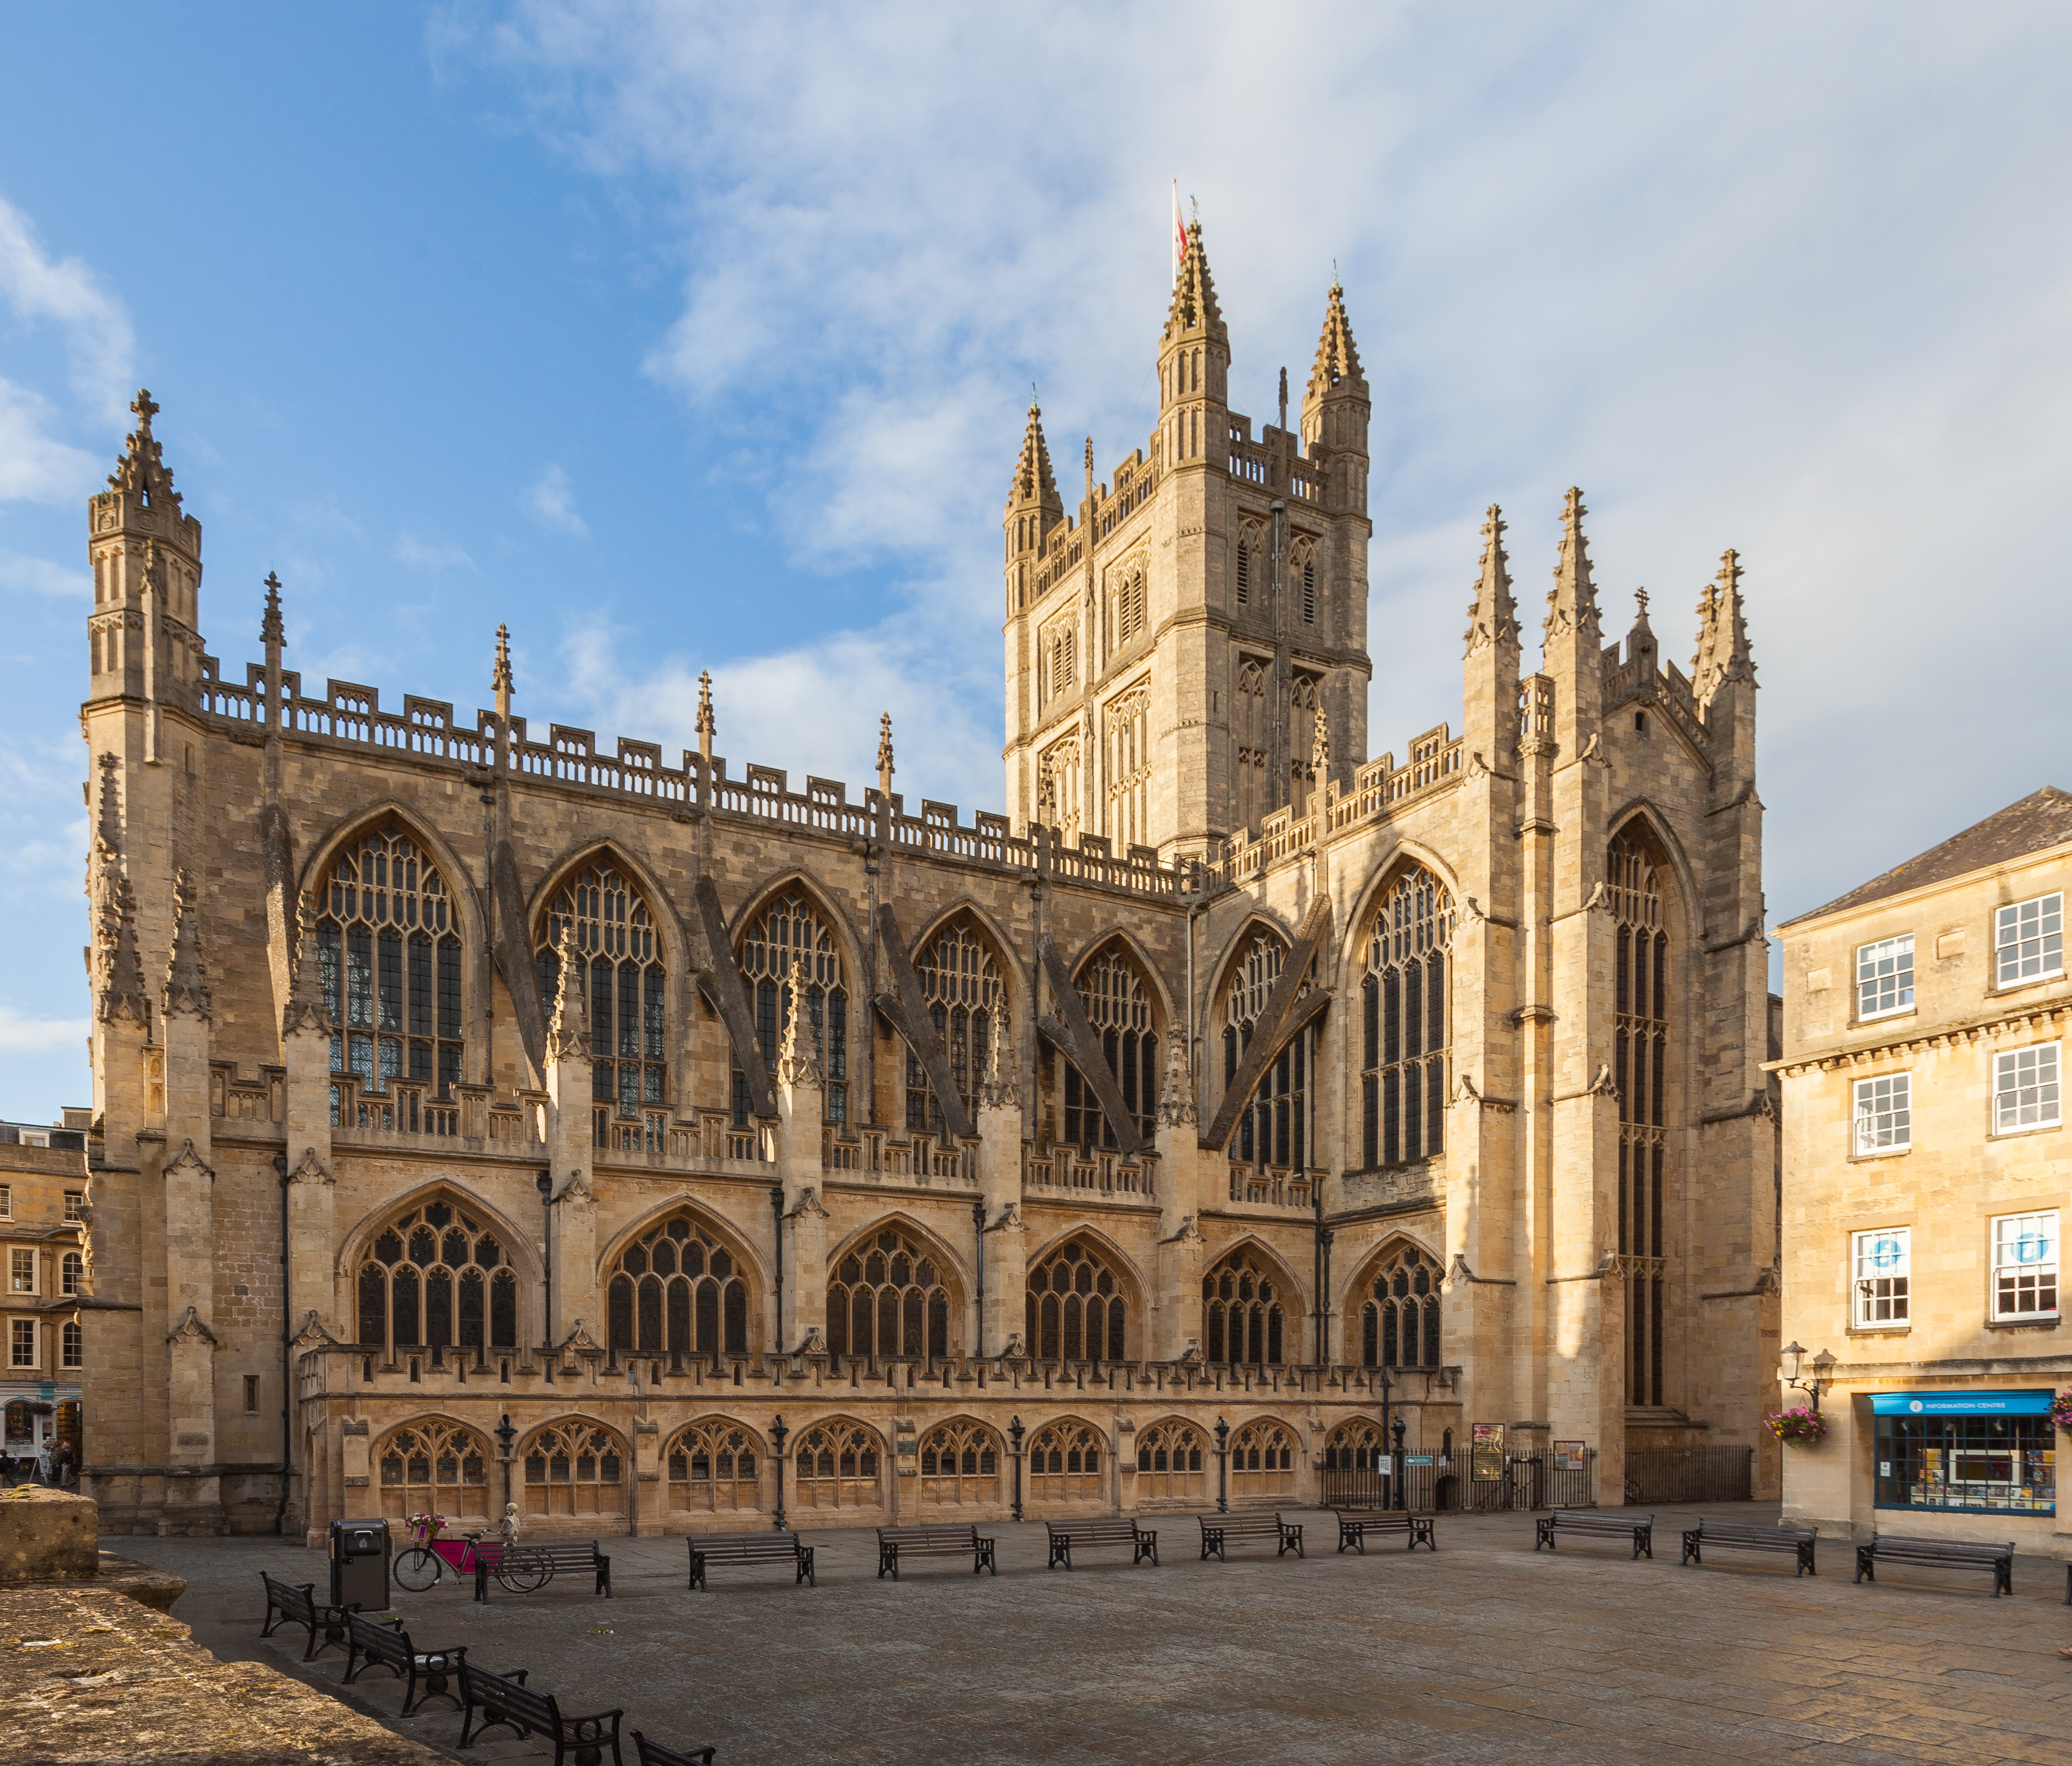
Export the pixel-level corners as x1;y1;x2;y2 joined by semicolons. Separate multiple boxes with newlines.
1171;180;1188;283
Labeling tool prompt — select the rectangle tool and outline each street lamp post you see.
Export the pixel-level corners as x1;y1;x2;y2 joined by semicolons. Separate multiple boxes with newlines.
769;1414;790;1532
1214;1416;1231;1514
1780;1342;1837;1413
494;1413;517;1513
1376;1361;1394;1505
1390;1414;1408;1512
1008;1415;1025;1523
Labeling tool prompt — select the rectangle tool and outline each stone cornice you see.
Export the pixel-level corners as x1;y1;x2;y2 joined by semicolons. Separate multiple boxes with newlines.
1769;997;2071;1078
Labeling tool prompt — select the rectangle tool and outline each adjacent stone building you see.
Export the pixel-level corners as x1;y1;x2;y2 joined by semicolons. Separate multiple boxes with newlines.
76;226;1779;1540
1;1113;90;1471
1774;788;2071;1552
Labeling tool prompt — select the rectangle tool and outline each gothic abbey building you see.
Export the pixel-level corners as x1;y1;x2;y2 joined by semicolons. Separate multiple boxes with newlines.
76;227;1779;1538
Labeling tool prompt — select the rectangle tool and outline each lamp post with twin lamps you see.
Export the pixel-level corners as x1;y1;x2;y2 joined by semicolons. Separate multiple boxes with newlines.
1214;1416;1231;1514
1779;1342;1837;1413
494;1413;517;1513
769;1414;790;1531
1008;1415;1025;1522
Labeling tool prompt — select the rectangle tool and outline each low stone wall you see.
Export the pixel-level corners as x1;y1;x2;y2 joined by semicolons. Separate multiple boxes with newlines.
0;1583;448;1764
1;1487;98;1583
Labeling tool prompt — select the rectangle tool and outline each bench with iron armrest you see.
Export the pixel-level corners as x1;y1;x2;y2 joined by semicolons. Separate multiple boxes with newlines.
1533;1509;1654;1560
459;1660;622;1766
1679;1518;1817;1576
687;1531;815;1590
257;1573;352;1663
1853;1532;2014;1597
341;1608;467;1716
632;1734;717;1766
875;1523;998;1580
1044;1517;1159;1569
472;1539;613;1603
1198;1512;1304;1561
1331;1509;1437;1554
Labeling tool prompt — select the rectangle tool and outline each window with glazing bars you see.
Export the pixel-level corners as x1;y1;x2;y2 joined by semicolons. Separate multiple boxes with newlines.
536;861;667;1126
1856;933;1913;1019
1996;892;2063;986
318;828;464;1098
1361;867;1452;1168
732;888;847;1128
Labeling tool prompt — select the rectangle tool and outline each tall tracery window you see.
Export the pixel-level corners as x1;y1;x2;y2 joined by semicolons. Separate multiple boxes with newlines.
1043;617;1077;701
1025;1238;1128;1361
605;1214;749;1362
1324;1418;1386;1472
733;888;848;1127
1233;657;1269;830
909;918;1002;1137
1105;682;1152;850
1229;1419;1297;1496
521;1419;625;1517
1029;1419;1104;1501
376;1420;490;1522
317;828;463;1101
1359;1242;1441;1371
1611;829;1670;1407
666;1417;762;1513
1221;931;1312;1169
1204;1246;1286;1365
794;1418;883;1509
1135;1419;1206;1499
826;1227;952;1360
917;1417;1001;1505
356;1198;517;1361
1037;736;1082;847
1059;942;1159;1149
1362;868;1454;1169
536;863;667;1125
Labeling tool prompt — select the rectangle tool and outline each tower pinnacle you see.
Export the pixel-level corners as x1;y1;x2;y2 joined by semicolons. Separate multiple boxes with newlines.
1008;397;1060;510
1306;282;1366;398
1463;505;1517;657
1161;217;1225;345
1544;487;1601;647
1692;549;1754;705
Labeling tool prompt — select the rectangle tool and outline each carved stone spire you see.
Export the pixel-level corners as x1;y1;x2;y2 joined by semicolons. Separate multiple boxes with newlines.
260;572;284;653
695;669;716;761
492;622;513;722
1161;217;1225;344
876;712;895;800
1625;587;1658;671
281;891;333;1038
1310;704;1331;778
977;996;1016;1110
97;872;149;1029
544;923;589;1064
775;955;823;1088
106;388;182;510
1463;505;1517;657
1156;1032;1198;1128
1306;281;1367;399
1009;397;1061;510
162;868;212;1021
1544;486;1601;647
93;751;122;867
1692;549;1755;706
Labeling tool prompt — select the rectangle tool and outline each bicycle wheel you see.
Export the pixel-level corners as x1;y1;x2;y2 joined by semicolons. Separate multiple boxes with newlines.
495;1547;553;1593
393;1546;441;1592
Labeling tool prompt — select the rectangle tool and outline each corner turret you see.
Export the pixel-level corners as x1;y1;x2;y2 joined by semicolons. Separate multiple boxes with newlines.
1002;397;1062;616
1158;217;1229;472
1300;282;1370;516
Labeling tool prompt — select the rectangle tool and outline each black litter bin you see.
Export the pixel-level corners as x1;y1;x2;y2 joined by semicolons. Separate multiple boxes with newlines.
329;1517;390;1611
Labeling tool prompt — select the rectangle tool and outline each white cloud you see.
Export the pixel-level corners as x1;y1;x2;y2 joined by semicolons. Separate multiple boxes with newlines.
0;548;89;598
0;195;136;421
524;462;588;536
393;532;478;572
0;1002;90;1057
0;378;101;503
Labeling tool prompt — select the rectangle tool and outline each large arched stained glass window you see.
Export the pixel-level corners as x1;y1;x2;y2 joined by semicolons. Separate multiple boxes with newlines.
356;1198;517;1362
825;1227;951;1360
1610;828;1671;1407
316;828;464;1105
1025;1238;1127;1362
910;917;1002;1137
1359;1242;1441;1371
1220;929;1312;1169
1203;1246;1286;1366
536;863;667;1132
734;887;848;1127
1055;941;1160;1151
605;1214;750;1362
1361;867;1454;1168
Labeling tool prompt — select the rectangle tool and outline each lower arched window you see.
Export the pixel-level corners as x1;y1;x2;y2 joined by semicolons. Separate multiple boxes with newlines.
376;1419;491;1524
1359;1244;1441;1371
666;1417;762;1514
794;1419;883;1509
1203;1247;1286;1366
917;1417;1001;1506
521;1420;626;1519
1025;1239;1127;1362
826;1228;952;1359
1134;1419;1206;1500
1028;1419;1104;1502
1324;1418;1387;1472
356;1198;518;1363
605;1214;750;1361
1229;1419;1297;1499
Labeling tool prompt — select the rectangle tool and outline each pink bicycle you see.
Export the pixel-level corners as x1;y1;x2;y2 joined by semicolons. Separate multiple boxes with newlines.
393;1519;551;1594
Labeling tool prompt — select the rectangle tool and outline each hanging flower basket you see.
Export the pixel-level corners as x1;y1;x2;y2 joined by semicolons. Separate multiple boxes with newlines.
1765;1406;1827;1446
2049;1390;2072;1434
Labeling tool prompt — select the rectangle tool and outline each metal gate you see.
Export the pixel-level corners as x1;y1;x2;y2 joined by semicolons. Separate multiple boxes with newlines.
1320;1452;1595;1513
1623;1445;1752;1505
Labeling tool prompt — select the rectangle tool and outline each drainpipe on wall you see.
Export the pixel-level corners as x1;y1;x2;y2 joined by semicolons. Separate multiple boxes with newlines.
274;1151;291;1537
770;1185;785;1355
536;1171;553;1382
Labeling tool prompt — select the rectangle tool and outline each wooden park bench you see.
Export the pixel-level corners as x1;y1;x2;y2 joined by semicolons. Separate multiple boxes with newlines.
1679;1517;1817;1576
1198;1511;1304;1561
875;1522;997;1580
1852;1532;2014;1597
632;1734;717;1766
341;1607;467;1717
458;1659;623;1765
257;1572;351;1662
1330;1508;1436;1554
1533;1509;1654;1559
687;1530;816;1590
1043;1516;1158;1569
472;1538;613;1603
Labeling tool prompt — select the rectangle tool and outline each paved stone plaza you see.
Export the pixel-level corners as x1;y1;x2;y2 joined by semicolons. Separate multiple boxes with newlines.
98;1503;2072;1766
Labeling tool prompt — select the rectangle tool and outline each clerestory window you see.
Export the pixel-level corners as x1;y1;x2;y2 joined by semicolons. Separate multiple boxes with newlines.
356;1198;518;1363
733;887;847;1127
1362;867;1453;1168
536;863;667;1130
909;916;1002;1138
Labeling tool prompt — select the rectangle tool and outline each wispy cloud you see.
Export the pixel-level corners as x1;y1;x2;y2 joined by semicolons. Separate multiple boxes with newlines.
524;462;588;536
394;532;478;572
0;549;89;598
0;378;100;503
0;194;135;421
0;1001;90;1057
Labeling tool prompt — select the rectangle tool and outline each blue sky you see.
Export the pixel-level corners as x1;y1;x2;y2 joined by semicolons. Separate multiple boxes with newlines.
3;2;2070;1119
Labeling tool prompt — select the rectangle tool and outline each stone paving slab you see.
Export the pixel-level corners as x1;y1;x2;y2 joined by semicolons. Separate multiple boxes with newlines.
106;1503;2072;1765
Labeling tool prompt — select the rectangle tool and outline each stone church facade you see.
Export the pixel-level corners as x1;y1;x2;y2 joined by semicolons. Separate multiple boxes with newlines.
75;227;1779;1540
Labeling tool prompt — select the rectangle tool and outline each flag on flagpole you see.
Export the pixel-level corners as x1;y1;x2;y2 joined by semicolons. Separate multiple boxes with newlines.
1171;180;1187;284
